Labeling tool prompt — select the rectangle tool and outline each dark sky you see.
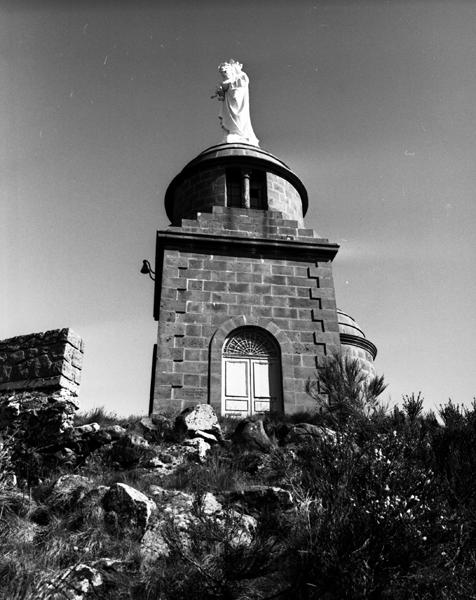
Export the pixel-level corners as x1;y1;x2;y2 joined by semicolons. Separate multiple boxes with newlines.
2;0;476;415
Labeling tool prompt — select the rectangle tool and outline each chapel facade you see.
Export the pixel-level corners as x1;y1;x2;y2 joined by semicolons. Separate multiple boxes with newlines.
148;142;378;417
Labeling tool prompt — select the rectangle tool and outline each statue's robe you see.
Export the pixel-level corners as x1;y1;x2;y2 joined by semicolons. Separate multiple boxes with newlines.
219;73;259;146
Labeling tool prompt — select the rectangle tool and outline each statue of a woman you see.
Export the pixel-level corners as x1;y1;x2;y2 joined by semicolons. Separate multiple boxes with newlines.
213;59;259;146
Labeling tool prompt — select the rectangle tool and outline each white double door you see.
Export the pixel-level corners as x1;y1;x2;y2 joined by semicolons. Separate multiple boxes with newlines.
222;356;282;416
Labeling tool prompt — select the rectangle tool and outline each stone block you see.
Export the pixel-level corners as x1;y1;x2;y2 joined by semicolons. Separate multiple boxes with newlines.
204;281;227;292
183;374;200;386
271;284;297;297
252;284;272;294
188;280;203;290
228;282;250;293
263;295;287;307
229;304;253;316
171;348;184;362
272;307;298;319
252;263;272;274
211;293;238;304
309;287;321;299
184;348;202;361
235;262;253;273
271;264;294;275
237;272;263;283
290;297;313;308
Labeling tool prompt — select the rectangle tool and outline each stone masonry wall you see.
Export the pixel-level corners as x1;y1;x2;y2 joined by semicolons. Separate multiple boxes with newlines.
266;172;304;226
170;167;305;227
0;329;84;396
340;343;376;380
172;168;226;225
153;206;340;415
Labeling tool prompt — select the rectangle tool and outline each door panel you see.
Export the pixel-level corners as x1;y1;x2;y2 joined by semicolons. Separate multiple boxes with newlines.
224;360;248;397
225;399;250;412
223;359;250;416
252;360;271;397
254;400;271;412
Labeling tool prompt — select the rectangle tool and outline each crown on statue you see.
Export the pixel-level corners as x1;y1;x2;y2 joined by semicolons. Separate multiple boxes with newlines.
218;59;243;74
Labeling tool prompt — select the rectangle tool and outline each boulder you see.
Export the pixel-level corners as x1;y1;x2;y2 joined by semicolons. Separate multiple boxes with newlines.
73;423;100;434
139;415;175;442
139;416;160;441
182;437;212;462
107;432;156;469
52;427;112;467
102;424;127;440
102;483;156;533
231;417;275;452
144;441;207;474
284;423;337;445
48;475;93;511
145;449;183;474
28;559;130;600
193;429;222;444
29;563;103;600
219;485;294;512
150;413;175;440
119;432;149;449
141;487;256;562
141;488;194;560
175;404;222;441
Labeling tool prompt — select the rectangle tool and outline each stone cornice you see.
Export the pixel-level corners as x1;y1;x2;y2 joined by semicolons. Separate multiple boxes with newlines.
340;333;378;360
157;229;339;262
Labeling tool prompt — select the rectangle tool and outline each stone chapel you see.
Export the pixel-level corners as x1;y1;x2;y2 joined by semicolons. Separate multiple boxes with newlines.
147;63;377;418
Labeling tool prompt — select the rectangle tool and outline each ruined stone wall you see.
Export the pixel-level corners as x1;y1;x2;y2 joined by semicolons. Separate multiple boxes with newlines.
0;329;84;396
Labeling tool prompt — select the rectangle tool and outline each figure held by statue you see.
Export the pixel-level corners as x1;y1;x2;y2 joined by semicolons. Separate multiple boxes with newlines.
212;59;259;147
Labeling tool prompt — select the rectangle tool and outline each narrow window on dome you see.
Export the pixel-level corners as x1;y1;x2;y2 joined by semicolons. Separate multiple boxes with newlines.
226;168;243;208
250;170;267;210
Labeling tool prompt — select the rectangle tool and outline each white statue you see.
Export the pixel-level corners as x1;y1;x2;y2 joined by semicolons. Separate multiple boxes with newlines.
212;59;259;146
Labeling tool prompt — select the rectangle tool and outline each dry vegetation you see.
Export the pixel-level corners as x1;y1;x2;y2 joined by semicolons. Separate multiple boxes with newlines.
1;357;476;599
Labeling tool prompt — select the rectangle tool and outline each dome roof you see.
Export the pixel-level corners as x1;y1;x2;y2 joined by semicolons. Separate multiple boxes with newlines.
336;309;367;338
164;143;308;221
337;309;377;360
189;143;292;170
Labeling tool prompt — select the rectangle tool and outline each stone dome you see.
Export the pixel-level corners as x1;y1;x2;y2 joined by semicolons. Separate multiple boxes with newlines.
186;143;292;170
337;309;377;378
164;143;309;225
337;309;367;339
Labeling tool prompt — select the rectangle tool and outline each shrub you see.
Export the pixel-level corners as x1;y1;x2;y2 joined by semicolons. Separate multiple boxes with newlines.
163;447;252;495
307;352;387;426
402;392;425;422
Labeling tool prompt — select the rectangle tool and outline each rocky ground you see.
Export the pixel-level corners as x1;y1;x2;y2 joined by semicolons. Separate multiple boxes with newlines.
0;392;333;600
2;390;476;599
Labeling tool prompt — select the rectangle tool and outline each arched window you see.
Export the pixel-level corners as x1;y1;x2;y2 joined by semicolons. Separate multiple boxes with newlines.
222;326;282;416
